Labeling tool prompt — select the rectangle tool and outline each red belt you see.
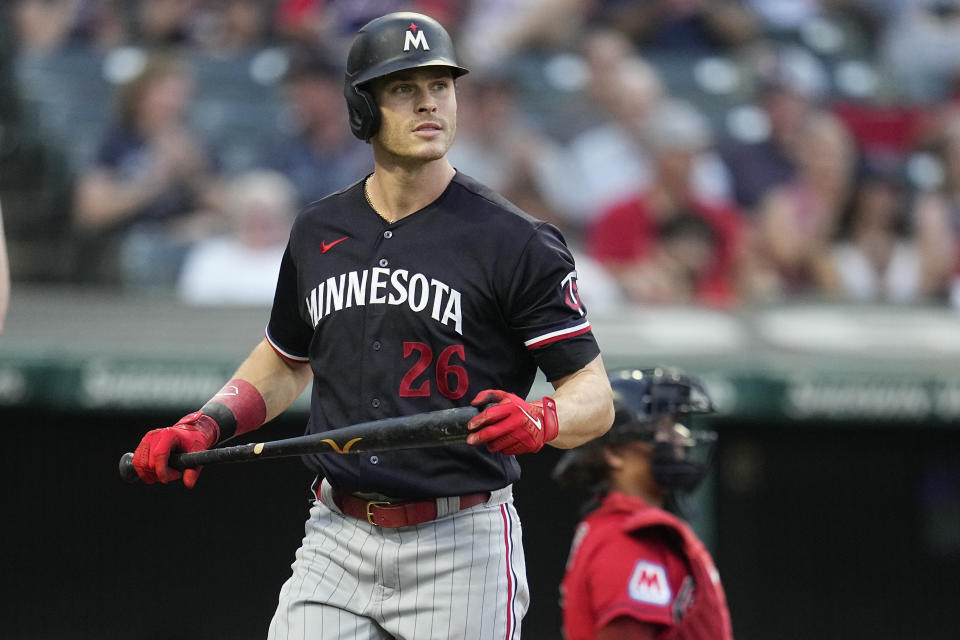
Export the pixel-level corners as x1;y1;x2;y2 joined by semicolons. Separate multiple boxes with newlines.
326;489;490;528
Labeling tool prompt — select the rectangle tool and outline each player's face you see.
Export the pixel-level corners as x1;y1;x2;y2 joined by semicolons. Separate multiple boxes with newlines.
603;440;661;501
371;67;457;164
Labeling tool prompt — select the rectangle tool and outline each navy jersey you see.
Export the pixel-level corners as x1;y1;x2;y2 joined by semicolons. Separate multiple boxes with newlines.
266;172;600;497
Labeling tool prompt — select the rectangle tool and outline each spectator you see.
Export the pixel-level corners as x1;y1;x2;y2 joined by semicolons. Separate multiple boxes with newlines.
586;100;744;307
546;55;665;227
190;0;272;58
577;27;636;117
448;70;535;195
273;0;323;45
448;70;568;224
1;4;76;284
880;0;960;102
447;68;625;312
134;0;197;49
456;0;591;72
750;111;856;300
73;52;225;289
541;52;730;231
178;170;296;306
602;0;759;55
15;0;131;53
913;108;960;300
260;45;371;209
719;45;826;213
68;0;131;51
12;0;83;54
831;155;926;303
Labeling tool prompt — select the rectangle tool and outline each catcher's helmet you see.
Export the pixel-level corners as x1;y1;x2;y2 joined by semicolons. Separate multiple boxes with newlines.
344;12;469;140
553;367;718;495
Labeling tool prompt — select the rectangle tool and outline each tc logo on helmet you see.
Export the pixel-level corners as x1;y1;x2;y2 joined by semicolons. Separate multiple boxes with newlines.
404;23;430;51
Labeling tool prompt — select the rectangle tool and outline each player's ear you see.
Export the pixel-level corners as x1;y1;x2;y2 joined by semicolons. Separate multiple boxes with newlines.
345;83;381;141
602;447;625;470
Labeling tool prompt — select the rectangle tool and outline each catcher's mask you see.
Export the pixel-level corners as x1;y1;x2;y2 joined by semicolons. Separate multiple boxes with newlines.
344;12;469;141
553;367;718;496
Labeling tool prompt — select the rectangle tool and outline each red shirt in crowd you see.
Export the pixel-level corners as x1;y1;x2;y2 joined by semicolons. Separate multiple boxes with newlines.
586;193;743;306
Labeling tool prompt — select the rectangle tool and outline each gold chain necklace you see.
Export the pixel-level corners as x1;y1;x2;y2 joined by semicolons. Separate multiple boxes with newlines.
364;178;393;224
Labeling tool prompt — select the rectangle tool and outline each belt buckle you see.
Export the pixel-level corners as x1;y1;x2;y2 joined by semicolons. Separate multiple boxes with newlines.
365;500;390;525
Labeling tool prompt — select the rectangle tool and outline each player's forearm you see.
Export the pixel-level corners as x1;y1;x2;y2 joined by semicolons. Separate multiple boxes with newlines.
226;338;313;424
74;172;165;229
549;355;614;449
197;339;312;442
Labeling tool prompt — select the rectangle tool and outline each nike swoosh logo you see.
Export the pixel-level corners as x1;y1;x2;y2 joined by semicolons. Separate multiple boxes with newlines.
215;385;239;397
519;406;542;431
321;237;349;253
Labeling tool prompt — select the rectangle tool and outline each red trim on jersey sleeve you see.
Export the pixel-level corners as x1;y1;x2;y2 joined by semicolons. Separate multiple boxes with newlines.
523;321;592;350
264;328;310;364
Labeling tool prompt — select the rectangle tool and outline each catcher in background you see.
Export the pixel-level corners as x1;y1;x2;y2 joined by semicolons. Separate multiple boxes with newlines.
554;368;733;640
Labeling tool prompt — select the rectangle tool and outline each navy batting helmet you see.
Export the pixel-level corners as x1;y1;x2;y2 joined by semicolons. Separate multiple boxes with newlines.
344;12;469;140
553;367;718;495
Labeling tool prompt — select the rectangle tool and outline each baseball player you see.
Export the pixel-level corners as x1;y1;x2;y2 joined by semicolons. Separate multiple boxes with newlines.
129;11;615;640
553;368;733;640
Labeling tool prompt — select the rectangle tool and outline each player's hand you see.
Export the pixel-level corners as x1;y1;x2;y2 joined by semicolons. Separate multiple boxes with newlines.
467;390;559;454
131;411;220;488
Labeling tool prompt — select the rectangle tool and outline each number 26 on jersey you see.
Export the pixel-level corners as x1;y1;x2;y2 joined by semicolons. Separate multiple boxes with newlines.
399;341;468;400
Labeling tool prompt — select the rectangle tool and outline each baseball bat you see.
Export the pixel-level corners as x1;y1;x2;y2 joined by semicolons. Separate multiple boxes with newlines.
118;406;478;483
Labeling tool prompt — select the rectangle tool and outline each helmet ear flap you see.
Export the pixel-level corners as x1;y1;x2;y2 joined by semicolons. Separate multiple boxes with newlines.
345;84;380;141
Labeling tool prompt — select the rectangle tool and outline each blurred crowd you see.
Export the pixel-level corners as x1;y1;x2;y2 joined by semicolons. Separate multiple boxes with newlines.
5;0;960;312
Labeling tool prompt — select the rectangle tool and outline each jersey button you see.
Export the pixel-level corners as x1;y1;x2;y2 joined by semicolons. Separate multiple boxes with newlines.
379;258;389;267
370;455;379;465
373;341;382;351
371;398;381;408
383;230;393;239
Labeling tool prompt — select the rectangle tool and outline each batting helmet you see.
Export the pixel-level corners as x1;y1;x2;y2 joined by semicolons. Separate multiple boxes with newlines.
344;12;469;140
553;367;718;495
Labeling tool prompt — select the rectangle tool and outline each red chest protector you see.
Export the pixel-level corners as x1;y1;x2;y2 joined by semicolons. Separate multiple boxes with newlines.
624;505;734;640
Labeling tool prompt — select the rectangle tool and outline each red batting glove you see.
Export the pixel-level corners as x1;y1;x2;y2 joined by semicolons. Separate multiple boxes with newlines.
467;390;560;454
131;411;220;488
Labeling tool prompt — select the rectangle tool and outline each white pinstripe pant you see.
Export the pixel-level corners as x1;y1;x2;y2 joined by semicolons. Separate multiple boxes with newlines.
267;480;529;640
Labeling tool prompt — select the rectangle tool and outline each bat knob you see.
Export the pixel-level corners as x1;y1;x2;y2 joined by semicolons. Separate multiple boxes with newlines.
118;452;141;483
